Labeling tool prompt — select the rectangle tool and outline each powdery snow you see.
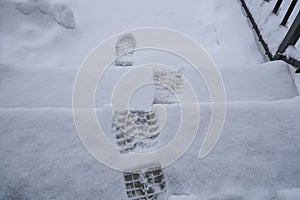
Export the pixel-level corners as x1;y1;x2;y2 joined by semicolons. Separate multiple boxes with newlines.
285;45;300;60
168;195;198;200
0;61;297;108
276;188;300;200
0;0;264;67
9;0;75;29
1;99;300;199
0;0;300;200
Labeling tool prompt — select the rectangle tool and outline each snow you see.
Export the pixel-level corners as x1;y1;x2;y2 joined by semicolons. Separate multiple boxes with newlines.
1;100;300;199
168;195;198;200
2;0;75;29
0;61;297;108
285;45;300;60
290;65;300;92
0;0;300;199
244;0;300;55
0;0;264;68
276;188;300;200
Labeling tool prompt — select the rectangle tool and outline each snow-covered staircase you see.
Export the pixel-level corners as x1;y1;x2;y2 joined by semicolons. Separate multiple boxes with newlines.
1;0;300;200
0;61;298;108
1;60;300;200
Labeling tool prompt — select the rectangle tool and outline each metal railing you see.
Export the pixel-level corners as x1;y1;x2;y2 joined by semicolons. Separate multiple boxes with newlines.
240;0;300;72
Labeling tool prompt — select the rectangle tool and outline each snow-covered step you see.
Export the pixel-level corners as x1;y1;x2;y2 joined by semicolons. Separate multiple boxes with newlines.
0;0;264;68
0;61;298;108
1;98;300;199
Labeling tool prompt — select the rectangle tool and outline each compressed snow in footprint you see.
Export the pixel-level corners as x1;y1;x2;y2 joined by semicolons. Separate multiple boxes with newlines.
123;166;167;200
153;68;184;104
115;35;136;66
112;109;160;152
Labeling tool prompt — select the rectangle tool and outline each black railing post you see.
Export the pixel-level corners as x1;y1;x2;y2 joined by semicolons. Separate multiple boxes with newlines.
240;0;274;60
240;0;300;70
275;10;300;58
273;0;284;14
281;0;298;26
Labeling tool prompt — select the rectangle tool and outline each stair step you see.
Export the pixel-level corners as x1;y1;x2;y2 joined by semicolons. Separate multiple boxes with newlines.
0;61;298;108
0;99;299;199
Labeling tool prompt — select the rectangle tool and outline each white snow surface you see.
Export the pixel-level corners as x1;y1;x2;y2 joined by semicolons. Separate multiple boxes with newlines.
276;188;300;200
0;0;264;68
1;0;300;200
285;45;300;60
0;61;297;108
1;100;300;199
168;195;198;200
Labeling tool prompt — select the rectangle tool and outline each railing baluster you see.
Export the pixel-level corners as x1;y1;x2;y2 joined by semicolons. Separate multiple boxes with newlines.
281;0;298;26
276;10;300;57
240;0;274;60
273;0;283;14
240;0;300;70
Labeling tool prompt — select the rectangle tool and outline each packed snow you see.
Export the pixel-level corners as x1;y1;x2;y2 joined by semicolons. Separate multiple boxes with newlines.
0;0;299;200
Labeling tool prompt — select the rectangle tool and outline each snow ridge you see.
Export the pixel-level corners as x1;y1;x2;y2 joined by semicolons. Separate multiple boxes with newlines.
13;0;76;29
